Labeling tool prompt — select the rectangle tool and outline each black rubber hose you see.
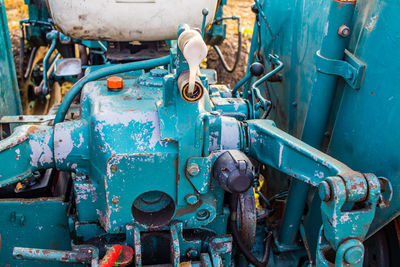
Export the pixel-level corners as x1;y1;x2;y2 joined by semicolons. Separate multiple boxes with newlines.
213;18;242;73
24;47;38;79
229;193;272;267
19;36;25;78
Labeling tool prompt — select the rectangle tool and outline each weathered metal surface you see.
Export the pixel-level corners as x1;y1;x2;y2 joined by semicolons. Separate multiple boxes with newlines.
250;0;400;264
13;246;96;263
0;16;392;266
0;198;76;266
0;0;22;117
327;0;400;238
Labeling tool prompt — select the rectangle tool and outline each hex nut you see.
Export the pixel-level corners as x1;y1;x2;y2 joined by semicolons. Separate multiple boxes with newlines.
187;163;200;176
338;25;351;37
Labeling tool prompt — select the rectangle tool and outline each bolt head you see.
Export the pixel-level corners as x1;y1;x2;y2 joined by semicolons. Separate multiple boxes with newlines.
187;163;200;176
251;3;259;14
185;194;199;206
112;195;120;204
338;25;351;37
111;165;118;173
318;181;331;202
344;246;363;265
196;209;210;221
186;248;199;258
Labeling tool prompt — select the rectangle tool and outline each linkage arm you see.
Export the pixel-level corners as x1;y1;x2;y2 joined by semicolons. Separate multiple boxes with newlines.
0;125;54;187
245;120;359;186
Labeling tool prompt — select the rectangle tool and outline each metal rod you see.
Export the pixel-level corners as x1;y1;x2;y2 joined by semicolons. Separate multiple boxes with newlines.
278;0;357;246
13;247;94;264
232;72;251;97
41;38;57;95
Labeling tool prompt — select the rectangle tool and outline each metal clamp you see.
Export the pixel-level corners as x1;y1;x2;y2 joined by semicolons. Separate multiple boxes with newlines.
315;49;366;90
317;173;389;266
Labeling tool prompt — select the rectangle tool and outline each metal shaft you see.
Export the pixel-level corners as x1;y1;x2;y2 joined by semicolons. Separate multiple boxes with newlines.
278;0;357;246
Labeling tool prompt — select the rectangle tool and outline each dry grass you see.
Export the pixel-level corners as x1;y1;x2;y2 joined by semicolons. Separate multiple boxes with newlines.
4;0;27;30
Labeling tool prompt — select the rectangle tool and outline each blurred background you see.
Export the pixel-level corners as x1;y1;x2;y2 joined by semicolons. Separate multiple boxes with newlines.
4;0;255;87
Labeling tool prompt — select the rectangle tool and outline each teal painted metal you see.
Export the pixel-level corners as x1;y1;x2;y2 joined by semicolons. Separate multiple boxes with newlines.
0;198;78;266
279;0;358;248
54;55;171;124
0;0;22;117
13;246;98;264
315;49;366;90
327;0;400;238
249;0;400;265
0;1;398;264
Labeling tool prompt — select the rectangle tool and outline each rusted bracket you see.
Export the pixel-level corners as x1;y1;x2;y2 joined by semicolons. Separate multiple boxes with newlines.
317;173;391;266
316;49;366;90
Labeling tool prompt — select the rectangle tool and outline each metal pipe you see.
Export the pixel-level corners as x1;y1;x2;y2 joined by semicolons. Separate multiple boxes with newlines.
40;37;57;95
232;72;251;97
249;55;283;119
13;247;94;264
54;55;171;124
278;0;357;246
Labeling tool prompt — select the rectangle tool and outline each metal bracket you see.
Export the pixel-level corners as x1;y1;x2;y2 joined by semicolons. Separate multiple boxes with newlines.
316;49;366;90
317;173;390;266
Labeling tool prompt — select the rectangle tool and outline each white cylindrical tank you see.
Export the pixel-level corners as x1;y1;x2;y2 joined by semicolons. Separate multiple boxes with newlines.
47;0;218;41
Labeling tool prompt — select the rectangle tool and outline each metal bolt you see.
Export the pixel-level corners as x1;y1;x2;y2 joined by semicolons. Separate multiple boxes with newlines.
338;24;351;37
344;246;363;265
318;181;332;202
110;165;118;173
111;196;120;204
196;209;210;221
185;194;199;206
187;163;200;176
186;248;199;258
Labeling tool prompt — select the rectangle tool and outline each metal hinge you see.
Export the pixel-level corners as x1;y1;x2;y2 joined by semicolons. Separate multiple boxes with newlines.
316;49;366;90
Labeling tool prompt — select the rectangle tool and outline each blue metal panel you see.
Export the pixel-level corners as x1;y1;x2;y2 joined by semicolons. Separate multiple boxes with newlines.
328;0;400;235
0;199;78;266
254;0;331;136
255;0;400;254
0;0;22;116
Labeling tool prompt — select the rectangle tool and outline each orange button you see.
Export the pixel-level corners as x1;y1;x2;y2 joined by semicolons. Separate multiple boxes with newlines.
107;76;123;90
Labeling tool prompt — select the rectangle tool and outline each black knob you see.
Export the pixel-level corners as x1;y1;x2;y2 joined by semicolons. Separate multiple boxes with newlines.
250;62;264;76
202;8;209;16
213;151;255;194
251;4;259;14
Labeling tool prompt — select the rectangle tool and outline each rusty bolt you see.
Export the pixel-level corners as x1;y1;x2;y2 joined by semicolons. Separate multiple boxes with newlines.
344;246;363;265
185;194;199;206
318;181;332;202
338;24;351;37
112;195;120;204
110;165;118;173
187;163;200;176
